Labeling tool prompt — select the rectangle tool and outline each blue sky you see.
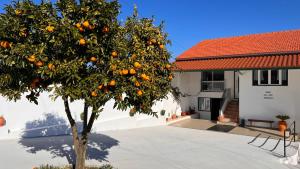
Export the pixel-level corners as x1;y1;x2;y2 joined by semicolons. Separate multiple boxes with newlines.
1;0;300;60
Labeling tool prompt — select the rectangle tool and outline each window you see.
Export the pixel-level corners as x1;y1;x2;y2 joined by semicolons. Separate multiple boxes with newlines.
253;69;288;86
198;97;210;111
201;71;225;91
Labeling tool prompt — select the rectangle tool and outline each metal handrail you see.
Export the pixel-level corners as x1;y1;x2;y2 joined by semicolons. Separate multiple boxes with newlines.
248;133;261;144
283;121;296;157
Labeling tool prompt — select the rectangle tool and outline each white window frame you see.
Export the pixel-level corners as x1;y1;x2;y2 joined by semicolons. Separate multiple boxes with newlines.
257;70;282;86
198;97;211;111
201;71;225;91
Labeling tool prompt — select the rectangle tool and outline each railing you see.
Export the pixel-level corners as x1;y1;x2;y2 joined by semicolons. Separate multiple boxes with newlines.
283;121;296;157
219;88;231;117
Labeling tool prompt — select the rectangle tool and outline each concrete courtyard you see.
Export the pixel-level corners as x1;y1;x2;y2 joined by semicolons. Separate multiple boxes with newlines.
0;126;298;169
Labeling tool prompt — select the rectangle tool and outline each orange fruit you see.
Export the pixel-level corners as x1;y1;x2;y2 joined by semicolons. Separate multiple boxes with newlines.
1;41;10;48
135;81;140;87
111;64;117;71
15;9;22;15
78;27;84;32
141;73;147;79
168;75;173;80
134;62;141;69
129;69;136;75
35;61;43;67
119;70;123;75
109;80;116;86
166;64;171;69
48;63;54;70
82;21;90;28
27;55;36;62
91;91;98;97
111;51;118;58
79;39;86;45
46;25;54;32
102;26;109;33
97;84;103;90
122;69;129;75
75;23;81;28
137;90;143;96
131;54;137;59
90;56;97;62
159;44;164;49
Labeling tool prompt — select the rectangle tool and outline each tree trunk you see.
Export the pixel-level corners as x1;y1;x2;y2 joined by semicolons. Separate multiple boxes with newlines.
75;141;87;169
63;97;97;169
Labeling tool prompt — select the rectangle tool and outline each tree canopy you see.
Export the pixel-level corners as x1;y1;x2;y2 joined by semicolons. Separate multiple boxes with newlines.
0;0;173;117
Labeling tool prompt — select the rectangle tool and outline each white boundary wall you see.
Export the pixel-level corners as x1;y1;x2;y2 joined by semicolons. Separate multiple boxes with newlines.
0;92;181;139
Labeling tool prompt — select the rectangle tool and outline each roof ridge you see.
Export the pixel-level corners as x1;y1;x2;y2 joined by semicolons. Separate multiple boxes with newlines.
202;29;300;42
176;51;300;61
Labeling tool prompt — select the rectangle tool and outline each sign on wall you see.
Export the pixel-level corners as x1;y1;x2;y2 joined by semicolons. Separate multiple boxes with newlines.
264;91;274;99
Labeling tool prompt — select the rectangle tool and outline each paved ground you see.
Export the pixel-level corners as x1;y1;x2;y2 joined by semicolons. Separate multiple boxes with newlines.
0;126;298;169
171;119;288;139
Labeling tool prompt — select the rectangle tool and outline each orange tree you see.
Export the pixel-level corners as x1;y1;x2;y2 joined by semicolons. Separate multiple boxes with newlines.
0;0;172;168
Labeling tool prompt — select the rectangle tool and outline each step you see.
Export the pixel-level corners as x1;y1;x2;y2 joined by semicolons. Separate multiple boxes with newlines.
217;121;238;126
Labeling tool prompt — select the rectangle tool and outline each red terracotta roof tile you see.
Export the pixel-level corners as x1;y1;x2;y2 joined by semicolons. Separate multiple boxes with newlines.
174;54;300;71
177;29;300;60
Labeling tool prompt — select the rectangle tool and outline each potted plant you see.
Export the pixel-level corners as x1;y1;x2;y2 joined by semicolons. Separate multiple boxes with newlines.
166;113;171;122
276;115;290;132
181;111;187;116
189;106;195;115
0;115;6;127
171;113;177;120
160;110;166;116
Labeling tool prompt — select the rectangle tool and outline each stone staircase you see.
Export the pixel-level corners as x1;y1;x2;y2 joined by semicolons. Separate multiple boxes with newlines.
224;100;239;123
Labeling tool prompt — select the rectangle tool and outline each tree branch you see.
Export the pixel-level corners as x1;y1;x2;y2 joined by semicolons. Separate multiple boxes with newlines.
86;106;97;133
63;96;75;126
83;102;88;130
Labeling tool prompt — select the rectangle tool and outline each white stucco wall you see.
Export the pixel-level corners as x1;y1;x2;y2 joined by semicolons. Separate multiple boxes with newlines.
239;70;300;132
174;71;235;120
0;92;181;139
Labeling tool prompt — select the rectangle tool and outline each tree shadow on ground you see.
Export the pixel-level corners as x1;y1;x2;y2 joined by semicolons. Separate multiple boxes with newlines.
18;114;119;165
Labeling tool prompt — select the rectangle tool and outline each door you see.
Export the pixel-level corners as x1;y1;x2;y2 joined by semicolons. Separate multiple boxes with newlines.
234;71;239;99
211;98;222;121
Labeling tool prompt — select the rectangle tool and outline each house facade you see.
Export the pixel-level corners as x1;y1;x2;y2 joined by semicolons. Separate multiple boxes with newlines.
173;29;300;132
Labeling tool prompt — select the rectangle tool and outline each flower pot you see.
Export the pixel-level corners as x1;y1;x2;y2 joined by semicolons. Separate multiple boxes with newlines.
278;120;287;132
171;114;177;120
218;114;224;122
0;116;6;127
181;112;187;116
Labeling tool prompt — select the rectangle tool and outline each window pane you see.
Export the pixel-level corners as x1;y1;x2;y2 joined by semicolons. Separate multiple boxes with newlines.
202;72;212;81
202;82;212;91
253;70;258;85
198;98;210;111
270;70;279;84
260;70;268;84
282;69;288;86
213;71;224;81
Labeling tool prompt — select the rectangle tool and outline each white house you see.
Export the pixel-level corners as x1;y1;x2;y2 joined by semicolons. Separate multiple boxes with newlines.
173;29;300;132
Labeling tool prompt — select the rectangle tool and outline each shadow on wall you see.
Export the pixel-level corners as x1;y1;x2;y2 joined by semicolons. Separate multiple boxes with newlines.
21;113;78;138
18;114;119;164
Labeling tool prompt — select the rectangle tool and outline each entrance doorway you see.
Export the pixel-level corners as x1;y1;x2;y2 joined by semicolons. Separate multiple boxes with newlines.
234;71;239;99
211;98;222;121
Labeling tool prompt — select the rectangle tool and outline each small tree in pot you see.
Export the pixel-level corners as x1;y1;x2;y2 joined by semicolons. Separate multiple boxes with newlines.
276;115;290;132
